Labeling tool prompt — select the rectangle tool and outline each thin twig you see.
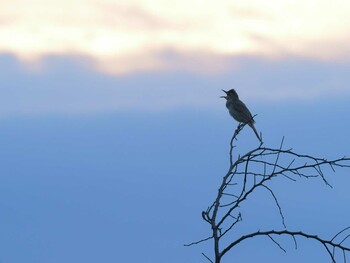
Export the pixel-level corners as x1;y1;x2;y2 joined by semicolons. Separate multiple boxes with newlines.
202;252;214;263
189;127;350;263
332;226;350;242
184;236;213;246
261;184;286;228
267;234;286;253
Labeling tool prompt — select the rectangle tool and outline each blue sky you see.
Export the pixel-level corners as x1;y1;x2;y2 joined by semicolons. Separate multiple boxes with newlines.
0;53;349;262
1;1;350;262
1;53;350;116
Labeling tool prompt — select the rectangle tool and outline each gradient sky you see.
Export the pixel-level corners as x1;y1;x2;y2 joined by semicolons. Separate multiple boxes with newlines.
0;1;350;262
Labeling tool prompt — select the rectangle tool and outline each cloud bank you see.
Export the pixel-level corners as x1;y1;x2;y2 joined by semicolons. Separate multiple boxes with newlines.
1;0;350;74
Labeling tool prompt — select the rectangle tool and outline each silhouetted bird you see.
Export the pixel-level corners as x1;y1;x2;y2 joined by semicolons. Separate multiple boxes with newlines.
221;89;261;141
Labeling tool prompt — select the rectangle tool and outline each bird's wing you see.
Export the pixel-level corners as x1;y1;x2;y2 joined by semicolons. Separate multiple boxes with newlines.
233;100;254;123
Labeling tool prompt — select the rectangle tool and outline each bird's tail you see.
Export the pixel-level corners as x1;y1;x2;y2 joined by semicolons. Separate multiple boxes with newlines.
248;122;262;142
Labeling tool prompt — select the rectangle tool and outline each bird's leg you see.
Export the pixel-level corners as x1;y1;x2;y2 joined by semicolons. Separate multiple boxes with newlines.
233;122;245;141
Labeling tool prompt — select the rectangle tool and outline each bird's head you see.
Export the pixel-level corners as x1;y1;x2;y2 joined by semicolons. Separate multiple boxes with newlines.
220;89;239;100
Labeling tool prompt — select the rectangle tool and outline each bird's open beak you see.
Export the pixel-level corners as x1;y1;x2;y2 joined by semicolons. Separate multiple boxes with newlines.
220;89;228;98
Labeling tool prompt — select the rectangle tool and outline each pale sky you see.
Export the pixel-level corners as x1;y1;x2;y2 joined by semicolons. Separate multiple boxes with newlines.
1;0;350;74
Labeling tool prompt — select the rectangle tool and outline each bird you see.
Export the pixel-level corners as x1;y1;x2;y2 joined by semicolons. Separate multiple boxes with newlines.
221;89;261;142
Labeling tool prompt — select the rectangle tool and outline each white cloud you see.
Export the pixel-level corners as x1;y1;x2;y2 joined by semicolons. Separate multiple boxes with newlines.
1;0;350;74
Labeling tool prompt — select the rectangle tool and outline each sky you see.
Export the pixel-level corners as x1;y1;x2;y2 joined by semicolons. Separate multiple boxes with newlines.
0;1;350;262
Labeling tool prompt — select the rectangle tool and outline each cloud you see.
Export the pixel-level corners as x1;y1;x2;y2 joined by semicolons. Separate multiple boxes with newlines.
93;49;235;75
1;0;350;74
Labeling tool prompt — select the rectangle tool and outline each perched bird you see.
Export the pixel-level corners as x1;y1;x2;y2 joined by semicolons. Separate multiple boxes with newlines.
221;89;261;141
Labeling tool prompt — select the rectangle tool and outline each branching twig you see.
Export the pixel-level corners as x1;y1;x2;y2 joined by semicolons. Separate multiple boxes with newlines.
221;230;350;260
187;125;350;263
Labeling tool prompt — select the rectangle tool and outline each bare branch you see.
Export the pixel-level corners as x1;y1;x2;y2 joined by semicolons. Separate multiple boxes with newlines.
323;243;336;263
188;124;350;263
271;136;285;175
184;235;213;247
268;234;286;253
292;235;298;250
220;213;242;238
202;252;214;263
221;230;350;258
340;234;350;245
332;226;350;242
261;184;286;228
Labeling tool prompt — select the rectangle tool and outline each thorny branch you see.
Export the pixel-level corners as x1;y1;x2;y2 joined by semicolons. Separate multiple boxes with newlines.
185;122;350;263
